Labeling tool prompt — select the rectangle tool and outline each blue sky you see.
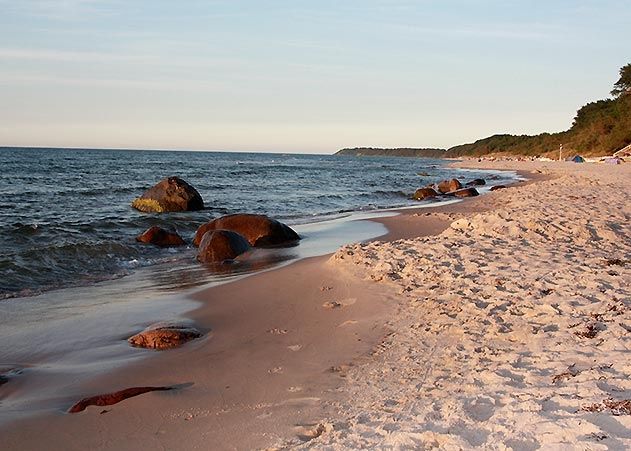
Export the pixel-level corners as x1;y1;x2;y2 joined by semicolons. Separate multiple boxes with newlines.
1;0;629;153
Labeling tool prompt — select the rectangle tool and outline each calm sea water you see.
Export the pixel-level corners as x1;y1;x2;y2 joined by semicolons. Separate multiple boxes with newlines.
0;147;515;299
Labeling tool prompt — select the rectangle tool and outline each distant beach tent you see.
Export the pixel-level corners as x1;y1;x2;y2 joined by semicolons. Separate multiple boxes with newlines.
605;157;624;164
567;155;585;163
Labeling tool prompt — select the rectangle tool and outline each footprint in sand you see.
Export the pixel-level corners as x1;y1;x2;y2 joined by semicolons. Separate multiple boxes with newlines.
287;386;303;393
338;320;358;327
268;367;283;374
295;422;333;442
267;328;288;335
287;344;302;352
323;298;357;309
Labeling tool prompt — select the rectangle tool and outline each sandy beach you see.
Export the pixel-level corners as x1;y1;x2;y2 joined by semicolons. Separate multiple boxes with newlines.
1;160;630;450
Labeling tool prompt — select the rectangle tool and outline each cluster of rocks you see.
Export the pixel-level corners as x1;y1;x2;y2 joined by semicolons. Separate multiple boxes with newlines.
126;176;301;352
413;177;504;201
131;176;300;263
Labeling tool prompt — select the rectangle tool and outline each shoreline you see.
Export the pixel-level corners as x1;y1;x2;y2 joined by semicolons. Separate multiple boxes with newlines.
0;166;532;449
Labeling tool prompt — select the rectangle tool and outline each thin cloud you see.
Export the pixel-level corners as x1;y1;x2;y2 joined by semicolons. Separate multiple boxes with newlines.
0;47;147;63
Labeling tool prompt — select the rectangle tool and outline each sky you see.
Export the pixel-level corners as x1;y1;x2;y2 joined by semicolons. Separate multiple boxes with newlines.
0;0;629;153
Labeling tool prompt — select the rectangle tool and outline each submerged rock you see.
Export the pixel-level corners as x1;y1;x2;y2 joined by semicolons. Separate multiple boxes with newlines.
128;322;203;350
194;214;300;247
466;178;486;186
437;178;463;194
136;226;185;247
450;187;479;197
131;177;203;213
197;229;251;263
490;185;507;191
413;187;439;200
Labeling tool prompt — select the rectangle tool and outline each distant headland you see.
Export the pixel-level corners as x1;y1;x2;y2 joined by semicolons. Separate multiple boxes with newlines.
335;147;446;158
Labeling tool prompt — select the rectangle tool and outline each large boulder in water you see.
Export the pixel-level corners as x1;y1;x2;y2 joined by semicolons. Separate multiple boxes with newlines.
197;230;251;263
136;226;185;247
131;177;203;213
466;178;486;186
436;178;462;194
128;322;202;350
413;187;438;200
449;187;479;198
194;214;300;247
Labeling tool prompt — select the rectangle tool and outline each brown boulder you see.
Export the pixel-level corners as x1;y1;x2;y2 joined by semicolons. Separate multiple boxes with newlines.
136;226;185;247
197;229;251;263
490;185;507;191
128;322;202;350
0;375;7;386
466;178;486;186
436;178;462;194
413;187;439;200
131;177;203;213
194;214;300;247
449;187;479;197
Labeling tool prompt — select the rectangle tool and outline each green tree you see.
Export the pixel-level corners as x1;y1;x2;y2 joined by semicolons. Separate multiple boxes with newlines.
611;63;631;97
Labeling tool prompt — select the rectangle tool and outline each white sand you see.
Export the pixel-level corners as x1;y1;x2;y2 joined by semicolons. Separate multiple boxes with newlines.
304;161;631;449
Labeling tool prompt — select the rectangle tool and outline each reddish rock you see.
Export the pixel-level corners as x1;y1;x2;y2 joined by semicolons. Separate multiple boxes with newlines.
197;229;251;263
413;187;439;200
68;386;172;413
466;178;486;186
490;185;507;191
194;214;300;247
128;322;202;350
136;226;185;247
131;177;203;213
437;178;463;194
450;187;479;197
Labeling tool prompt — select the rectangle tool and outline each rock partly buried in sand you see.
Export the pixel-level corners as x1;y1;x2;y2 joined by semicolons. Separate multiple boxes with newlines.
136;226;186;247
436;178;463;194
197;229;251;263
466;178;486;186
413;187;439;200
131;176;204;213
128;322;203;350
0;375;8;386
68;386;173;413
490;185;507;191
193;214;300;247
449;187;479;197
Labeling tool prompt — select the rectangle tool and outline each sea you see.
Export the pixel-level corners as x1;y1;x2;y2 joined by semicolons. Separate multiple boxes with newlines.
0;147;521;421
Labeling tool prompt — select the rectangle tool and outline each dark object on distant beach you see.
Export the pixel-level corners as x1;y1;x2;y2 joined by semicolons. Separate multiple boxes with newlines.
0;375;8;386
413;187;439;200
194;214;300;247
197;229;251;263
68;386;173;413
436;178;462;194
490;185;507;191
466;178;486;186
128;322;202;350
449;188;479;198
131;176;204;213
567;155;585;163
136;226;186;247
